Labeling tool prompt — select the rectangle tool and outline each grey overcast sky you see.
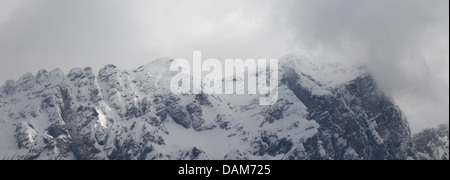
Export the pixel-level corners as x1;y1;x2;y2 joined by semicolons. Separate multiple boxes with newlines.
0;0;448;132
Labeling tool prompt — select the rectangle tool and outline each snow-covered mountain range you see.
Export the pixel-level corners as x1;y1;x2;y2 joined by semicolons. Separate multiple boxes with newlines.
0;53;447;160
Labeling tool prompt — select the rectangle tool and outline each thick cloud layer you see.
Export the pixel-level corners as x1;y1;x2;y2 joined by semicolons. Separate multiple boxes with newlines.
286;0;449;132
0;0;293;81
0;0;448;132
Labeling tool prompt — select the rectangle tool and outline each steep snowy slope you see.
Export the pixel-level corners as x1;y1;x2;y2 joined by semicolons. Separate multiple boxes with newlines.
0;53;417;160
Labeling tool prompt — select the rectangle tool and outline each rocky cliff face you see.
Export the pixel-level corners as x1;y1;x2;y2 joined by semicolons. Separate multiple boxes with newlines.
280;55;415;160
413;124;449;160
0;53;426;160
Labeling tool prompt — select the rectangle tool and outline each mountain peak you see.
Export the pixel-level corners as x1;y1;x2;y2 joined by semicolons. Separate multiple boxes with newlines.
281;52;366;88
279;53;367;97
138;58;174;73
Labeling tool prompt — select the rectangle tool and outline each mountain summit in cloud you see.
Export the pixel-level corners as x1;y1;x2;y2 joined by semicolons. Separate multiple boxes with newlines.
0;54;447;160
